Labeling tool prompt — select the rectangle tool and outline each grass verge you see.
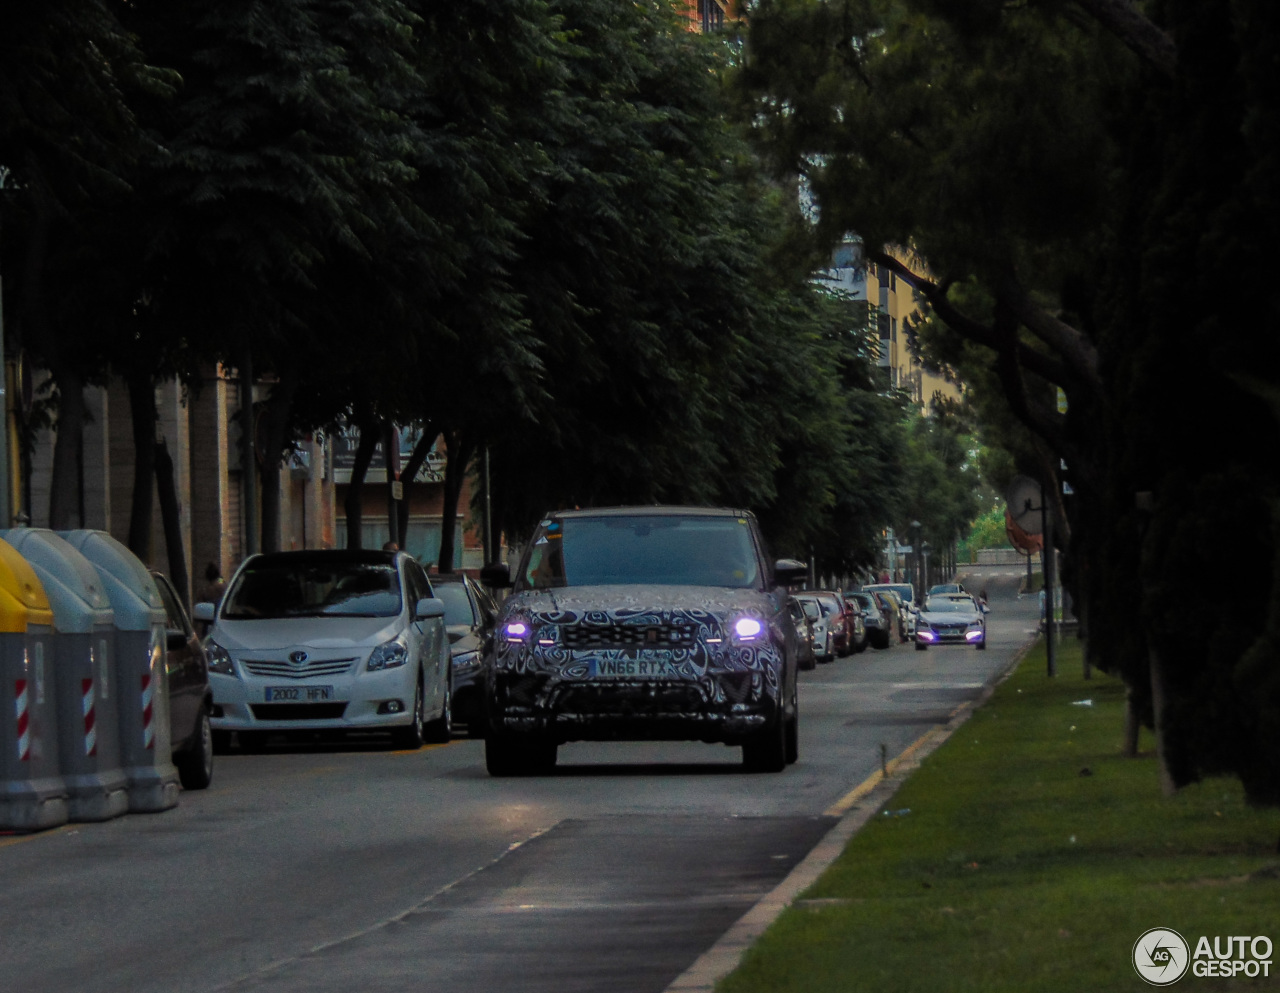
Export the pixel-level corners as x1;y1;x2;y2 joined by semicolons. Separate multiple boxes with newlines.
719;638;1280;992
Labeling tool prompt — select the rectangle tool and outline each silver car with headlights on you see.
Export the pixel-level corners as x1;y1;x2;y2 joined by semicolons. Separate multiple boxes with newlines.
195;550;449;749
914;594;987;651
479;507;807;776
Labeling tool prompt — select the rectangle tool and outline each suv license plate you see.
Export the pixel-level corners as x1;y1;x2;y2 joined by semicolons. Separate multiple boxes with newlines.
265;685;335;702
589;659;682;680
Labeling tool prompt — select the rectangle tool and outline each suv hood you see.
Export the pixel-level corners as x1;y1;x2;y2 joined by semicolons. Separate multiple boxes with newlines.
505;585;777;621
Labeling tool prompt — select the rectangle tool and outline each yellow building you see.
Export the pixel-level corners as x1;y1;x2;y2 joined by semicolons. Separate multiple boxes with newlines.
865;256;961;410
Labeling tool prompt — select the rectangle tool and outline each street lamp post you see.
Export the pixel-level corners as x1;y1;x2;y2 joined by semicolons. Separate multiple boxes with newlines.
922;541;930;593
910;520;922;598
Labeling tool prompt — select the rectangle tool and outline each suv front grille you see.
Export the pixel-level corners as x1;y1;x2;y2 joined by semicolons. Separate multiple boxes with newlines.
561;623;699;650
241;658;358;679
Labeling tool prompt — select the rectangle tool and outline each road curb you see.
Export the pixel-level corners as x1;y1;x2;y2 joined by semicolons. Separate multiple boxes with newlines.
663;636;1038;993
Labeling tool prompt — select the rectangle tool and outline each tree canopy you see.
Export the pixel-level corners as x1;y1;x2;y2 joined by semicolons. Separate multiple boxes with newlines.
1;1;953;579
739;0;1280;803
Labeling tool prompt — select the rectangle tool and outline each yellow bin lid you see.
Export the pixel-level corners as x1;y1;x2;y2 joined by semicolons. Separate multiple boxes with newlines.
0;536;55;632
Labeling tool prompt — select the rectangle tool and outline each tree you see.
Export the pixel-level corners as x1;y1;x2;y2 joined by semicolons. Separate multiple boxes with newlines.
739;0;1280;804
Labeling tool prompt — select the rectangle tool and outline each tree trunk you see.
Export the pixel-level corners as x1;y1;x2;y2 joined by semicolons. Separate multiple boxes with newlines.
238;356;259;558
1122;687;1140;757
1149;645;1178;796
154;438;190;608
343;417;380;550
396;424;438;547
258;370;299;553
437;428;475;574
383;422;400;550
48;365;85;529
125;371;157;560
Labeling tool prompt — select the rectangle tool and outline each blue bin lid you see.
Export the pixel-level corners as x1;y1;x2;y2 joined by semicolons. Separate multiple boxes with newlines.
60;531;166;633
0;529;115;634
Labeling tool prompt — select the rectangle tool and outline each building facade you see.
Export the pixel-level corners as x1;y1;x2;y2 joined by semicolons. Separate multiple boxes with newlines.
17;366;487;603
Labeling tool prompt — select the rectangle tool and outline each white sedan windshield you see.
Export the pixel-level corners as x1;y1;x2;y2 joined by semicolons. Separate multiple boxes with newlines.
222;562;402;619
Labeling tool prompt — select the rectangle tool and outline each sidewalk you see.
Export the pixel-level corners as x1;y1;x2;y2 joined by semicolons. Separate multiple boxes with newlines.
711;638;1280;991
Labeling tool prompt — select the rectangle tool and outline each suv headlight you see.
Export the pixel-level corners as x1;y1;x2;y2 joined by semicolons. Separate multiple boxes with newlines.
502;618;532;643
207;641;236;676
732;616;766;644
366;639;409;671
453;649;481;672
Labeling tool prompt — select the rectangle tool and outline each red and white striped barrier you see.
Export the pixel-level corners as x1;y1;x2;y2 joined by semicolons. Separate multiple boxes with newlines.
82;678;97;757
140;673;154;750
15;679;30;762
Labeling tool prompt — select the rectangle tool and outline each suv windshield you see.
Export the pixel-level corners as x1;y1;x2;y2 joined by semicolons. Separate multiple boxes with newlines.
222;561;403;619
518;514;761;590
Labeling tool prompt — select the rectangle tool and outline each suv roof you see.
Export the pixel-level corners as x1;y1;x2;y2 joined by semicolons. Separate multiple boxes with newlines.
547;505;753;520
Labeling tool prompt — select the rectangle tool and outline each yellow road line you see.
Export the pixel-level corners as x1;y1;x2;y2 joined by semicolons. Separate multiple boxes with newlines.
389;740;461;757
823;725;949;817
0;824;71;849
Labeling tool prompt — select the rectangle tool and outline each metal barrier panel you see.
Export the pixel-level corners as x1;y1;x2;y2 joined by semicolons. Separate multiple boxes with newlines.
62;531;178;813
0;629;67;830
1;530;128;822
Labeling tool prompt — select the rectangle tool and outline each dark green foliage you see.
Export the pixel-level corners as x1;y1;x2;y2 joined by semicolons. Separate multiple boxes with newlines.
2;2;927;579
741;0;1280;803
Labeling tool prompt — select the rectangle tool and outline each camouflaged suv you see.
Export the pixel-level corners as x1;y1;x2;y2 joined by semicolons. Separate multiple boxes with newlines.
479;507;806;776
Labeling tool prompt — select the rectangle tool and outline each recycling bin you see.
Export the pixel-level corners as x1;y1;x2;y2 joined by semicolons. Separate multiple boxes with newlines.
0;537;67;831
61;530;178;813
1;529;128;822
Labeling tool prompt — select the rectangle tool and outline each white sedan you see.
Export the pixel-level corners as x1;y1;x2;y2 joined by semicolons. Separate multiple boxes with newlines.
195;549;449;749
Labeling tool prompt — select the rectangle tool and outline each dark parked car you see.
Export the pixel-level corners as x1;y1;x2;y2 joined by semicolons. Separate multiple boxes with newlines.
867;589;909;643
480;507;806;775
151;572;215;789
849;590;893;650
430;572;497;736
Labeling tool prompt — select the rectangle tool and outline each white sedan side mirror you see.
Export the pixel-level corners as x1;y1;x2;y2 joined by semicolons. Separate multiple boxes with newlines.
416;598;446;620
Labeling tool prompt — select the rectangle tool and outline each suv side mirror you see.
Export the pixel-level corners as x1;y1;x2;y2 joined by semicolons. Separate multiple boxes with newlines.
192;602;216;623
480;562;513;589
773;559;808;587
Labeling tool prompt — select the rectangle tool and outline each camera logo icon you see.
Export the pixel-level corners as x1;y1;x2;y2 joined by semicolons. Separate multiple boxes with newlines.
1133;928;1190;985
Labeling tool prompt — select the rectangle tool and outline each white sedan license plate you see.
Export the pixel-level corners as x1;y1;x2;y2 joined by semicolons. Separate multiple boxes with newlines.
264;685;335;702
590;658;681;680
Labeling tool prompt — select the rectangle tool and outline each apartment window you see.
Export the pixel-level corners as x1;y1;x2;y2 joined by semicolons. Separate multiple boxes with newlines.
891;316;898;342
699;0;724;32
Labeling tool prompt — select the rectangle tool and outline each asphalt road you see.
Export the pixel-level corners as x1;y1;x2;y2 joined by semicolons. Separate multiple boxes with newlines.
0;567;1037;993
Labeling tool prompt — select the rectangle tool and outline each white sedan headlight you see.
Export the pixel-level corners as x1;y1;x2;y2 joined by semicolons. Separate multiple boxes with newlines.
207;641;236;676
366;638;409;671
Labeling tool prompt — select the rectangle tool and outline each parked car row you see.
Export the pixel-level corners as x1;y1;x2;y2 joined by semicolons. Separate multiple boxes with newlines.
789;588;883;667
157;513;989;779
